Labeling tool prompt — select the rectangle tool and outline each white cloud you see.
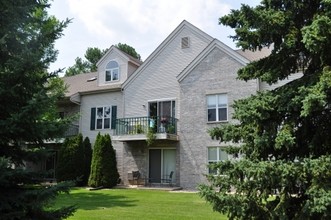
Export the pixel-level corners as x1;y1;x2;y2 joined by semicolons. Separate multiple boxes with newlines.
49;0;260;74
67;0;231;48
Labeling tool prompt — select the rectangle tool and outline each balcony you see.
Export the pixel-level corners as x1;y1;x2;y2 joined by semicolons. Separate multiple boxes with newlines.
113;116;179;142
64;124;79;137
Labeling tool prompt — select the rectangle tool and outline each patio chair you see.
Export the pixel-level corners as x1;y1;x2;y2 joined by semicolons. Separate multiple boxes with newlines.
132;171;141;185
161;171;174;186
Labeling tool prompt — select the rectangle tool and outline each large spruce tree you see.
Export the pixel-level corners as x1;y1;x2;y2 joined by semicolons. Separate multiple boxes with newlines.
0;1;75;219
199;0;331;219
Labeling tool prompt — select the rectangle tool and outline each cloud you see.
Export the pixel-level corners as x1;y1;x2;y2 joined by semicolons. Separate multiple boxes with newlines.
67;0;231;57
49;0;261;73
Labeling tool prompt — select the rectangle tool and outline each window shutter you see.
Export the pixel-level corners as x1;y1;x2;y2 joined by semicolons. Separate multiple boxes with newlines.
90;108;96;130
111;106;117;129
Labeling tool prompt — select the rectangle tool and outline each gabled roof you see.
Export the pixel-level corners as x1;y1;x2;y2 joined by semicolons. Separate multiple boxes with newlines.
122;20;214;88
97;45;142;67
177;39;251;82
62;72;121;98
62;45;143;99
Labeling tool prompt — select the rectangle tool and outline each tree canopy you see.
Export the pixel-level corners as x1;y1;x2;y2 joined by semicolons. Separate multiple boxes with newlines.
65;47;108;76
115;43;141;61
65;43;141;76
0;1;75;219
199;0;331;219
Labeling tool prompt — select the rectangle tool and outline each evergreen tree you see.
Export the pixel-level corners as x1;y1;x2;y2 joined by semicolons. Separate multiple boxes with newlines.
88;133;119;188
56;134;88;186
199;0;331;219
0;0;75;219
82;136;92;186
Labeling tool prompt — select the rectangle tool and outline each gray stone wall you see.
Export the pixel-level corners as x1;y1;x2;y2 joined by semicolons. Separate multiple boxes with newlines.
178;47;257;189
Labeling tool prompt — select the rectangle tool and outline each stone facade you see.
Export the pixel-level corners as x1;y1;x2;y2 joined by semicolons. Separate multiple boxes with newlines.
178;46;257;189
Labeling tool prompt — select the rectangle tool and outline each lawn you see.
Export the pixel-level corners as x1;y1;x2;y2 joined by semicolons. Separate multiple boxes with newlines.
54;188;226;220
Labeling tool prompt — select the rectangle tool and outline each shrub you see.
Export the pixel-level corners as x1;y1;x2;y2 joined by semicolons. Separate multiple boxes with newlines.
82;137;92;186
56;134;91;186
88;133;119;188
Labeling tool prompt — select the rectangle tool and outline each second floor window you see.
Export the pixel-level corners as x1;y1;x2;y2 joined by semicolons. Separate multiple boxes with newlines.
207;94;228;122
96;106;111;129
90;106;117;130
105;60;119;82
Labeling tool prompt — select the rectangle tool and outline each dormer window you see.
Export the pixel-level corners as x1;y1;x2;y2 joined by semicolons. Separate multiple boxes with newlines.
105;60;119;82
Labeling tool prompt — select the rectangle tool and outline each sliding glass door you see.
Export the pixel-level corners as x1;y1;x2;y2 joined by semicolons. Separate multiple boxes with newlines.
149;149;176;183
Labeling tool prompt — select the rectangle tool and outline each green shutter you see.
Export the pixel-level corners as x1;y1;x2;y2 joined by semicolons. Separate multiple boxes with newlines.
111;106;117;129
90;108;96;130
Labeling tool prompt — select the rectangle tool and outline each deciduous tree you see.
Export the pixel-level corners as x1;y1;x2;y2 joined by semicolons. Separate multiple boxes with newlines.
199;1;331;219
65;43;141;76
65;47;108;76
115;43;141;61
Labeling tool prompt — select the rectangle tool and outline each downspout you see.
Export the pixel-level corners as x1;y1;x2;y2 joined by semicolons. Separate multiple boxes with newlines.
257;78;261;92
121;88;125;118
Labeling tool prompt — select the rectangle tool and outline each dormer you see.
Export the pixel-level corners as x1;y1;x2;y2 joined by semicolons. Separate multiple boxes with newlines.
96;46;142;86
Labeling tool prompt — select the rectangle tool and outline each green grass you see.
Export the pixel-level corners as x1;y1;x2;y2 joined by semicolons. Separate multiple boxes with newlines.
55;188;226;220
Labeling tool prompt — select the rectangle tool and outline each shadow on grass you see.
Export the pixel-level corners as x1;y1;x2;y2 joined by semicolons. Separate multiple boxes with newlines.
57;190;138;210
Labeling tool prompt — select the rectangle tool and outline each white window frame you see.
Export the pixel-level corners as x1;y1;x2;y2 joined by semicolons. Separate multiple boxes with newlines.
105;60;119;82
95;106;111;130
207;94;228;122
207;147;229;174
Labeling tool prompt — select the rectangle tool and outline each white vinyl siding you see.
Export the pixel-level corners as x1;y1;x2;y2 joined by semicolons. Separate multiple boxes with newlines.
123;26;212;119
80;92;123;143
97;50;131;86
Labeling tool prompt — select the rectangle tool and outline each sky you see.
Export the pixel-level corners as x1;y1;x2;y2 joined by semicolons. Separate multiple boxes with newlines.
48;0;261;76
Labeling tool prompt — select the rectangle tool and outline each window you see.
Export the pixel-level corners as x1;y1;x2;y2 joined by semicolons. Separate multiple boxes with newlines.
181;37;190;49
208;147;228;174
207;94;228;122
105;60;119;82
90;106;117;130
149;100;176;118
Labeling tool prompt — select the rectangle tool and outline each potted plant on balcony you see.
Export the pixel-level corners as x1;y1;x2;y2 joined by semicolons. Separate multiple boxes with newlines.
167;125;175;134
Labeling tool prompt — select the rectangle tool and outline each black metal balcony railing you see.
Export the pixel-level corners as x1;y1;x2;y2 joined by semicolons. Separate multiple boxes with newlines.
115;116;177;135
64;124;79;137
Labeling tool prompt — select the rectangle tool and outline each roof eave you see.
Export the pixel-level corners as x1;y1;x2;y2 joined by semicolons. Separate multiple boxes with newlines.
78;87;122;96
